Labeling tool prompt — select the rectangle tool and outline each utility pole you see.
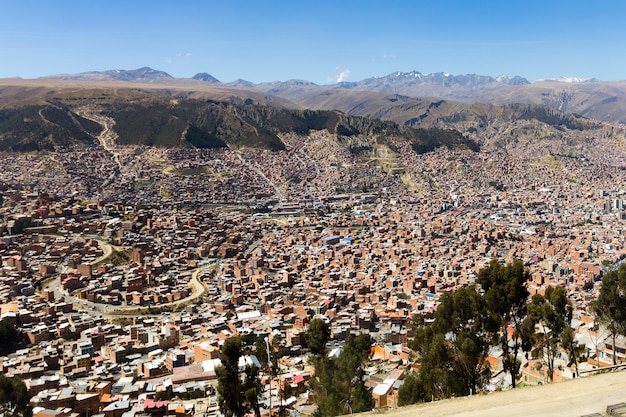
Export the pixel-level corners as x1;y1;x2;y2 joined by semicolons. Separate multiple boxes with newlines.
265;336;272;417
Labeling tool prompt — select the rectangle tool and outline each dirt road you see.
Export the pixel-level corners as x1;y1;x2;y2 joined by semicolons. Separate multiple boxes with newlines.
367;371;626;417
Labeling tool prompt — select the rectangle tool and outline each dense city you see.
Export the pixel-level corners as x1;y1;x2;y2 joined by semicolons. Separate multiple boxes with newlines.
2;128;626;417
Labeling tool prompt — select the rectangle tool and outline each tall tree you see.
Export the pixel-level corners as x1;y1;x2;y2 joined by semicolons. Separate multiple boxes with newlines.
308;334;373;416
410;329;458;401
592;263;626;365
524;286;569;382
397;372;426;406
255;336;268;369
243;365;262;417
349;368;373;413
560;326;583;377
0;319;19;355
216;337;247;417
477;259;530;388
306;318;330;356
410;286;493;400
0;375;31;417
270;334;283;376
339;335;373;413
308;356;342;417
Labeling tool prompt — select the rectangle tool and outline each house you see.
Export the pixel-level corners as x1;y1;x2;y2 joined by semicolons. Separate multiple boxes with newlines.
143;399;168;416
102;400;130;417
599;334;626;366
32;408;72;417
371;368;404;409
520;359;564;385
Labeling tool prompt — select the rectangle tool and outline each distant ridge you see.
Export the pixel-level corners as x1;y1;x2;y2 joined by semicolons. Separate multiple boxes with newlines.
351;70;530;90
248;70;626;124
23;66;626;124
43;67;174;82
537;76;599;83
252;71;531;102
192;72;221;83
227;79;257;88
0;87;480;154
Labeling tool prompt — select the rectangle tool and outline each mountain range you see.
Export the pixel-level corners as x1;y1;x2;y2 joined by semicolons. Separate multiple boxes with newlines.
0;80;480;156
253;71;626;125
0;67;623;164
34;67;626;124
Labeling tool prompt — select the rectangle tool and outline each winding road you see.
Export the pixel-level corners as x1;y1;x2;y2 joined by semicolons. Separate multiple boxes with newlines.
42;237;216;319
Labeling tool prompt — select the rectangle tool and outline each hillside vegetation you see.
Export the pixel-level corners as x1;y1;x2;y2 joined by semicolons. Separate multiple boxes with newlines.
0;89;479;154
0;78;622;161
0;103;101;151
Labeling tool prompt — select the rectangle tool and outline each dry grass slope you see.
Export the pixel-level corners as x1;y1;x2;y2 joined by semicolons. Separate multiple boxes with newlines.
365;371;626;417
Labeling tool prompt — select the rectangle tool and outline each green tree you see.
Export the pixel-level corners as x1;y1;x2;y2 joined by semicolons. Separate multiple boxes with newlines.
255;336;268;369
338;335;373;413
524;286;569;381
216;337;247;417
306;318;330;356
0;374;31;417
434;286;493;395
398;372;426;406
243;365;262;417
308;356;342;417
410;286;493;400
560;326;584;377
410;330;455;401
0;318;19;355
592;264;626;365
353;333;373;364
477;259;530;388
349;368;373;413
270;334;283;376
308;334;373;416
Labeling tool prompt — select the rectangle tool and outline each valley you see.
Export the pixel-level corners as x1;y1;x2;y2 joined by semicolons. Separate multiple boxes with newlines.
0;75;626;417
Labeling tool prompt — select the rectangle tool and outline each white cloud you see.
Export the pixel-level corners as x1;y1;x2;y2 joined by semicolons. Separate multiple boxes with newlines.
383;53;397;59
186;52;192;58
336;69;351;83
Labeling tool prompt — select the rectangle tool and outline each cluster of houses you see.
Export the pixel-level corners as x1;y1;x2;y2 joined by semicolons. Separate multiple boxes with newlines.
1;134;626;417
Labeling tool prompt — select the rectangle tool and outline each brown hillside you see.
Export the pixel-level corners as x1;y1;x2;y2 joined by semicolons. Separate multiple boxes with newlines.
367;371;626;417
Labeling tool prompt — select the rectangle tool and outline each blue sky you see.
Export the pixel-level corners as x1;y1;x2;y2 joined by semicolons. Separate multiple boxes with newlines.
2;0;625;84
